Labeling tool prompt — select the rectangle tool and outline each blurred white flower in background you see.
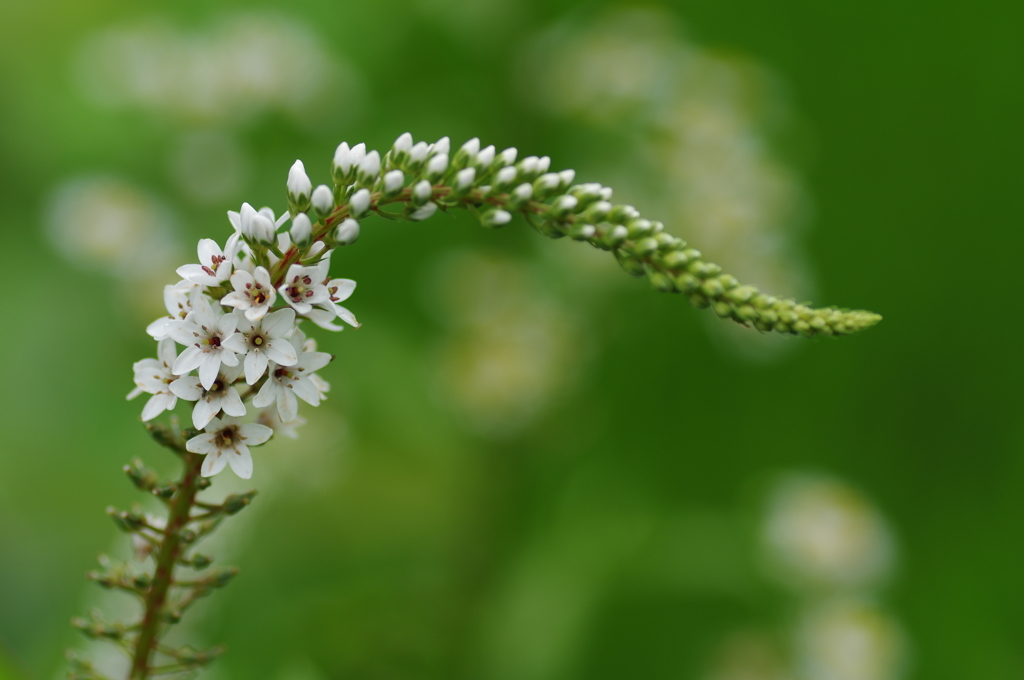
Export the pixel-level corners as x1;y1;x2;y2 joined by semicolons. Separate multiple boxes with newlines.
762;474;895;592
795;597;907;680
73;13;364;129
525;7;814;360
700;631;796;680
45;176;181;290
426;250;588;438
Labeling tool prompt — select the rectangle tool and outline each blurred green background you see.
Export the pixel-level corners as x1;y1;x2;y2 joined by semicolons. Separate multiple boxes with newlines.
0;0;1021;679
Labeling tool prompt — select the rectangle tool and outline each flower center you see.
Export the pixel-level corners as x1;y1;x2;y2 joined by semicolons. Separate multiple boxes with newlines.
214;425;240;449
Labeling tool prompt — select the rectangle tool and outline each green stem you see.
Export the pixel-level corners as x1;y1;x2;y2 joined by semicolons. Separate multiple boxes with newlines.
127;453;204;680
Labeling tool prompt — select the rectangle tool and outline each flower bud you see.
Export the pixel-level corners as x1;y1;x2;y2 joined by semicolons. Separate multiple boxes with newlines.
569;223;597;241
584;200;613;223
609;204;640;222
382;169;405;197
334;218;360;245
332;142;352;183
426;153;449;181
458;137;480;160
507;182;533;209
550;194;579;217
433;136;451;156
533;172;561;195
604;224;629;248
536;156;551;173
287;160;312;213
356;151;381;186
311;184;334;217
455;167;476;192
290;212;312;247
495;166;517;189
599;187;613;200
409;202;437;221
249;213;277;245
475;145;495;169
558;169;576;188
412;179;433;206
348;188;371;218
498;147;517;165
480;209;512;228
408;141;430;167
392;132;413;155
517;156;540;180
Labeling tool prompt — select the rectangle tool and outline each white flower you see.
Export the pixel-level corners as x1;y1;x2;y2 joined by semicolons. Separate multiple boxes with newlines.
170;295;246;389
287;160;312;202
221;266;277;321
278;261;330;314
186;416;272;479
252;332;332;422
234;308;299;384
169;363;246;430
146;280;201;340
127;338;180;421
256;408;306;440
311;185;334;215
303;262;359;330
176;236;239;287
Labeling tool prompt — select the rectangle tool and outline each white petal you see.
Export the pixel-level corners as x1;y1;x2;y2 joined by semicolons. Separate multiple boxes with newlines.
328;278;356;302
127;386;144;401
202;451;228;477
226;446;253;479
146;317;172;339
186;433;217;455
221;291;251;310
262;308;296;337
244;304;268;321
335;305;360;328
227;210;241;232
291;376;321;407
196;238;223;265
192;398;221;430
264;339;297;366
176;264;218;286
221;333;249;355
168;321;201;346
278;388;298;422
245;351;269;385
217;314;238;335
230;268;255;291
252;379;277;409
304;308;346;331
157;338;178;367
141;393;173;421
169;376;203;401
216;348;240;367
198;355;221;390
299;351;332;373
222;387;247;417
172;345;203;376
239;423;273;446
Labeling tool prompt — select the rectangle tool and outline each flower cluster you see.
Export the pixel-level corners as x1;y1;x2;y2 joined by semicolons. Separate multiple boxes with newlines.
130;132;881;478
129;167;360;478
